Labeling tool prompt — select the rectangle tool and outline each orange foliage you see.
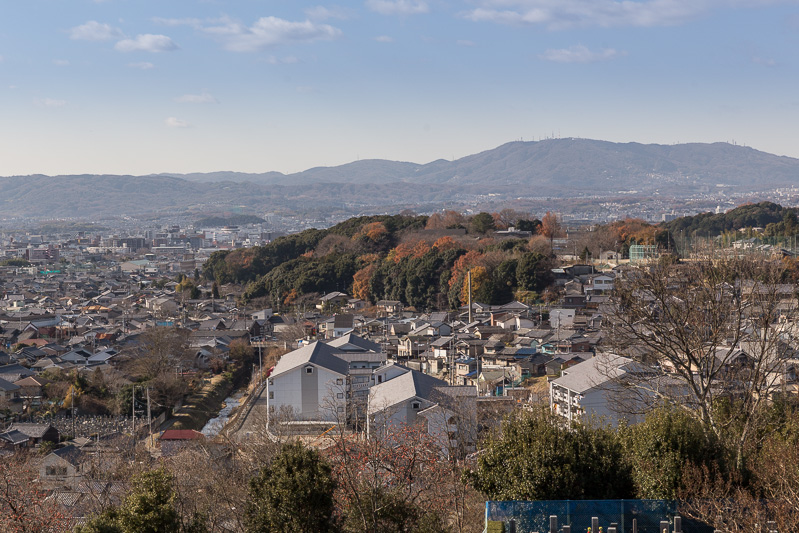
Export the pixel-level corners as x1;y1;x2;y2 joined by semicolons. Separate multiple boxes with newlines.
283;288;299;305
352;263;377;300
388;242;414;264
449;250;485;290
354;221;388;243
611;218;657;244
411;240;431;259
432;236;458;250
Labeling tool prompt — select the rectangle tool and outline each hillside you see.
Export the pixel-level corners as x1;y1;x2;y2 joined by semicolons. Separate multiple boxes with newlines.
2;139;799;219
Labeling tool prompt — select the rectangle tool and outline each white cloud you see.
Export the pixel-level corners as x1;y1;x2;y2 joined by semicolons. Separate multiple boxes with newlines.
366;0;429;15
53;59;70;66
462;0;786;30
265;55;300;64
115;34;179;53
202;16;341;52
305;5;352;20
128;61;155;70
375;35;394;42
152;17;202;28
165;117;191;128
37;98;67;108
69;20;123;41
539;44;622;62
457;39;475;46
175;92;218;104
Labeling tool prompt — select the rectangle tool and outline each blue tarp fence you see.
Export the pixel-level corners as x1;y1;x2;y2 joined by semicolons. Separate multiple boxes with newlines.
485;500;714;533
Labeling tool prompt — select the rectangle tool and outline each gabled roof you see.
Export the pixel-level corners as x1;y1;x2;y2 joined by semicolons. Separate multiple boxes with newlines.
0;429;30;445
326;333;381;353
12;375;48;388
368;368;447;413
0;377;20;392
10;423;57;439
0;363;34;381
271;341;349;378
50;444;83;465
551;353;632;394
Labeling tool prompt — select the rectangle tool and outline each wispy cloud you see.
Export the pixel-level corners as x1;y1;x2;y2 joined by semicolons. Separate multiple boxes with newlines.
457;39;475;46
201;16;341;52
69;20;123;41
462;0;786;30
375;35;394;42
36;98;67;108
152;17;203;28
539;44;623;63
175;92;218;104
53;59;70;66
165;117;191;128
115;34;179;53
752;55;776;67
366;0;429;16
305;5;353;20
265;55;300;65
128;61;155;70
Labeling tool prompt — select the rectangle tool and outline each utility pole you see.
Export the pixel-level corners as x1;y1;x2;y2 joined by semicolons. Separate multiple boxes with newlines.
71;385;76;439
131;385;136;438
146;387;152;447
467;269;472;324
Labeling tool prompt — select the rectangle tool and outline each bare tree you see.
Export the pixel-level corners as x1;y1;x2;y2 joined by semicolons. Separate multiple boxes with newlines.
0;452;67;533
607;253;799;469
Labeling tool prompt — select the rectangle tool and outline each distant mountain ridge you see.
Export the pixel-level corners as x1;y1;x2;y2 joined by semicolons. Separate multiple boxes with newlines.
3;139;799;219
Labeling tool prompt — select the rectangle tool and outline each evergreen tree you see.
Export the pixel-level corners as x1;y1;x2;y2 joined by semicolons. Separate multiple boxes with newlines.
245;442;338;533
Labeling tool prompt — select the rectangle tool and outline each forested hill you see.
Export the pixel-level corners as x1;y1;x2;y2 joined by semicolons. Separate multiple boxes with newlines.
662;202;799;237
203;212;553;310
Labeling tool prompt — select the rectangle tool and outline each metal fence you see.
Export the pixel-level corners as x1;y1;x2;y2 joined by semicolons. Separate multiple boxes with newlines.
485;500;714;533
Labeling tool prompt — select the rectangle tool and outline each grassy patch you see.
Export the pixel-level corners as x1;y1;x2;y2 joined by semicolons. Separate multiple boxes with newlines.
169;374;235;431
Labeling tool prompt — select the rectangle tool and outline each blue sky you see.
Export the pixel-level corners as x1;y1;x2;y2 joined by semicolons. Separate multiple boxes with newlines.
2;0;799;176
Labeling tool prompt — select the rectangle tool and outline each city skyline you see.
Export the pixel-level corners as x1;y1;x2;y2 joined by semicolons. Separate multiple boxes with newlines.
3;0;799;176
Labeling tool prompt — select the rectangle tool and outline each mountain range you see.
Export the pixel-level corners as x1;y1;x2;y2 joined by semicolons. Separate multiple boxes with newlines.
3;138;799;220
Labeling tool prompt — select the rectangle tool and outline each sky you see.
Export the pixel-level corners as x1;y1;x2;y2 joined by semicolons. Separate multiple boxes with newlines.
3;0;799;176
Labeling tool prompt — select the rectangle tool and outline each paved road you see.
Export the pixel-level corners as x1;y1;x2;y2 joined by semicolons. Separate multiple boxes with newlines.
228;382;269;440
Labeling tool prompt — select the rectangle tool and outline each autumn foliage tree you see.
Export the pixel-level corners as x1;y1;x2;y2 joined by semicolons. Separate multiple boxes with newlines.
540;211;561;252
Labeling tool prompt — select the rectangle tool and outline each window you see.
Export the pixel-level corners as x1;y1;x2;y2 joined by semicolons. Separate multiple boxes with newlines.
378;375;383;383
412;401;421;409
269;379;273;386
269;391;274;399
337;393;344;399
45;466;67;476
337;406;344;413
336;378;343;385
305;366;314;374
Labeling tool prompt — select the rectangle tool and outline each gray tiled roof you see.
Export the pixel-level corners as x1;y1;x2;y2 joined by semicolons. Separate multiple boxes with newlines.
551;353;631;394
271;341;349;377
368;368;447;412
